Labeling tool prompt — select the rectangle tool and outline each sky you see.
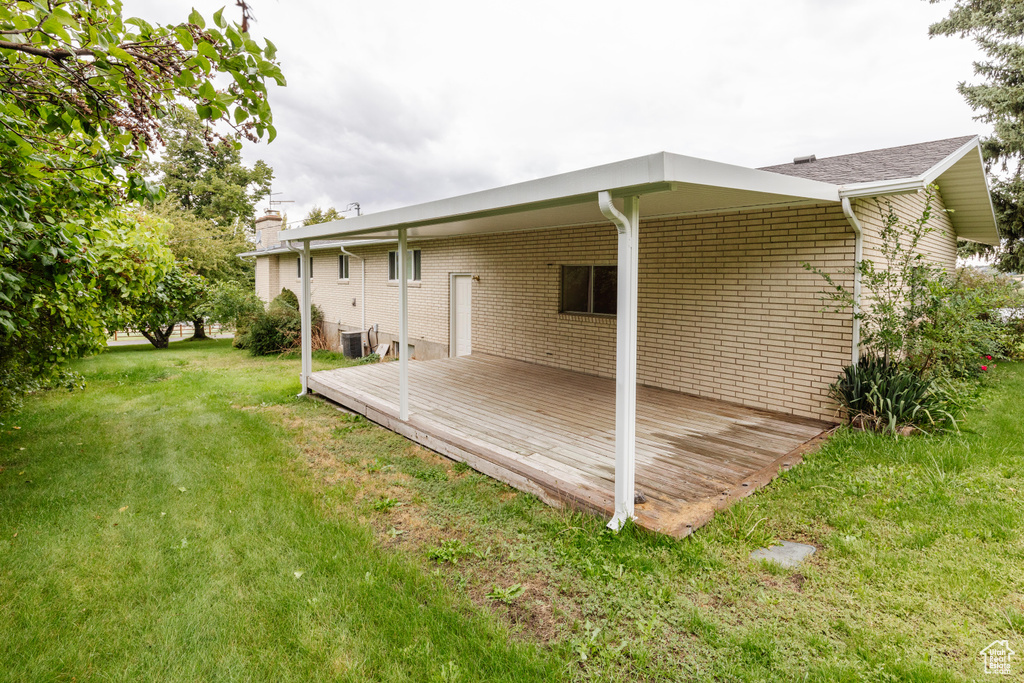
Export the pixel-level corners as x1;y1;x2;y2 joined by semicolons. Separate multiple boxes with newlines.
124;0;988;224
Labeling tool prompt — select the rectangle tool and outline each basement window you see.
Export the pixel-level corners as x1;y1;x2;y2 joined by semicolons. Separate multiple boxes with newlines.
561;265;616;316
388;249;421;282
338;254;350;280
297;255;313;279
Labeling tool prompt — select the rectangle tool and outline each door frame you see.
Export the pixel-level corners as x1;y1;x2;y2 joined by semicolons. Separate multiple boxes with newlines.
449;272;472;358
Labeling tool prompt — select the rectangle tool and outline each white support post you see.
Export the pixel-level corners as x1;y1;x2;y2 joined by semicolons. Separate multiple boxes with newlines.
299;240;312;396
599;191;639;531
398;228;410;420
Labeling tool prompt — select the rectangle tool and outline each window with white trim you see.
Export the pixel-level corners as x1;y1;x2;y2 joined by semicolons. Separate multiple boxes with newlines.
297;255;313;279
560;265;616;315
388;249;421;282
338;254;350;280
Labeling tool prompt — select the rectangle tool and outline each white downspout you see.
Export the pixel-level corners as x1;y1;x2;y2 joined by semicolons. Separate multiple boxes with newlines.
841;197;863;366
285;240;312;396
397;228;410;421
339;245;366;331
599;190;638;531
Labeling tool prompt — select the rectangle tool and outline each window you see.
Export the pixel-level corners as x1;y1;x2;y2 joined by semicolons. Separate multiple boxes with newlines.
338;254;350;280
560;265;616;315
297;255;314;279
388;249;422;282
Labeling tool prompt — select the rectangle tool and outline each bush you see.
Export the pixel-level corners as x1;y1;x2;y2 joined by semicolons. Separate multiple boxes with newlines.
907;268;1023;378
201;280;265;349
829;355;962;434
241;289;325;356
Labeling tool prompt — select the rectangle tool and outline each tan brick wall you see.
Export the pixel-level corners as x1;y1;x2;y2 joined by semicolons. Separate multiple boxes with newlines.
854;189;957;271
255;253;282;304
259;202;857;421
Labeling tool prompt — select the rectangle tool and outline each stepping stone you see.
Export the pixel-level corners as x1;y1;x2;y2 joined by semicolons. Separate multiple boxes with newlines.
750;541;816;569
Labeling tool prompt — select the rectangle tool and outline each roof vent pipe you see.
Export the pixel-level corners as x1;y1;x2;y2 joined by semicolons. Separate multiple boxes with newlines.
793;155;816;164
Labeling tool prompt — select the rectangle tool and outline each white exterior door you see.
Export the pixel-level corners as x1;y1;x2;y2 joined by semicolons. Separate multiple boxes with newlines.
451;274;472;357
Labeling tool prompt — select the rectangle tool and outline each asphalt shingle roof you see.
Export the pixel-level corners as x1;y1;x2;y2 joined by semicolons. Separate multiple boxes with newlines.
758;135;976;185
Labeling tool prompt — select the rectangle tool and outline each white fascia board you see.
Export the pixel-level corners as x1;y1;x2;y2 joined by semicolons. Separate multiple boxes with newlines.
921;136;981;185
839;136;985;198
839;178;926;198
237;238;396;258
660;153;839;201
280;152;841;242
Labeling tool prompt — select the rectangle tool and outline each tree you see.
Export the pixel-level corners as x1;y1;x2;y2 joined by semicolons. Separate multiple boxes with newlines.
115;262;209;349
1;210;172;410
0;1;284;409
144;108;273;339
144;201;255;339
304;206;343;225
146;108;273;229
930;1;1024;271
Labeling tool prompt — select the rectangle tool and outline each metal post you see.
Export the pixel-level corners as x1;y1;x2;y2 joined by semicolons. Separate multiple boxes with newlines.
598;191;639;531
299;240;312;396
398;228;410;420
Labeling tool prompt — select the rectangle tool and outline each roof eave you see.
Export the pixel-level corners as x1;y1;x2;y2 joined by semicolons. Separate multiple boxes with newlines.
279;152;840;243
837;137;999;246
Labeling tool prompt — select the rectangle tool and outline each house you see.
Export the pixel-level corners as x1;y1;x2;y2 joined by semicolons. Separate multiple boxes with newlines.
246;136;997;536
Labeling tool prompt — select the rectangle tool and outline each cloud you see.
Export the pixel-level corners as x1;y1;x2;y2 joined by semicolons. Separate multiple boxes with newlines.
124;0;988;224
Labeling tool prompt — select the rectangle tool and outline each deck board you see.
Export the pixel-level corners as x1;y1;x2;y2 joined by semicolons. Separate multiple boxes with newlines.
308;354;832;537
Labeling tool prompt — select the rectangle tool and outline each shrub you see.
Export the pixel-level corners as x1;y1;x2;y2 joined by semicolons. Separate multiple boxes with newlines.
829;355;961;434
201;280;264;349
242;289;325;356
907;269;1023;378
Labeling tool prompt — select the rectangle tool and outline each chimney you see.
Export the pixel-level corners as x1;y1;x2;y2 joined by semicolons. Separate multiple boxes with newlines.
255;210;283;249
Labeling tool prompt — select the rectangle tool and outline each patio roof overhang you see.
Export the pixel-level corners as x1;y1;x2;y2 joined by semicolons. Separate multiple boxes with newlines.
278;152;841;243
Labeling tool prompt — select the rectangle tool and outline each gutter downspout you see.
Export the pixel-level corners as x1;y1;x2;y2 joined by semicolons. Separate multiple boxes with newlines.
339;245;366;331
599;191;638;532
284;240;312;396
841;197;863;366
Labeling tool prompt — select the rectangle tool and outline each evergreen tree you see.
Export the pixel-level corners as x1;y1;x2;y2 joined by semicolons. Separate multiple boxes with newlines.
931;0;1024;270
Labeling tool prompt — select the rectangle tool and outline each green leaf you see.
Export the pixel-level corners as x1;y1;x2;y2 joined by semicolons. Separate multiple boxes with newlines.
213;7;225;28
108;45;133;62
197;40;217;61
174;26;194;51
188;9;205;29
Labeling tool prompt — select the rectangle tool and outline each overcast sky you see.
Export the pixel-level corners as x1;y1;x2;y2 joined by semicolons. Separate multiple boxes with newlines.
124;0;987;223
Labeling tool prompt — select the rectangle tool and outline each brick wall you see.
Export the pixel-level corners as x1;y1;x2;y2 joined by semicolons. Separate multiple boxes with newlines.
853;189;957;271
261;202;859;421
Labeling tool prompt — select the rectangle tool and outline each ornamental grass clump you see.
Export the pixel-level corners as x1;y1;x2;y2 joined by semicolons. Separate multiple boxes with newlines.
829;355;961;434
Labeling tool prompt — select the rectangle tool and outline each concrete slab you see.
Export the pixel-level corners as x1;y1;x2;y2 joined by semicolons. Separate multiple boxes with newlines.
750;541;816;569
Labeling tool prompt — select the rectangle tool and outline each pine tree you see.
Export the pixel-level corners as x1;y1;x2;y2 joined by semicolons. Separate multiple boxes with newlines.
931;0;1024;270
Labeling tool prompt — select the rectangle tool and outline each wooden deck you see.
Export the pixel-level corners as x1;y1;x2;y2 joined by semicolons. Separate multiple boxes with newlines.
308;355;832;537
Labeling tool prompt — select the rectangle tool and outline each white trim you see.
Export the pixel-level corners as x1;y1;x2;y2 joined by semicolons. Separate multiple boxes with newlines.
839;178;925;198
299;240;312;396
449;272;472;359
398;229;409;421
921;136;981;185
599;191;638;531
841;197;864;366
280;151;839;242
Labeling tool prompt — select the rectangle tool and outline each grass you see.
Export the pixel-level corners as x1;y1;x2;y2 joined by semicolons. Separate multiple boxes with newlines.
0;342;558;682
3;340;1024;681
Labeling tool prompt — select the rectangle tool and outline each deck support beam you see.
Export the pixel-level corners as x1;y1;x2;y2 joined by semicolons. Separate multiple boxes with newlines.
599;191;639;531
398;227;410;420
299;239;312;395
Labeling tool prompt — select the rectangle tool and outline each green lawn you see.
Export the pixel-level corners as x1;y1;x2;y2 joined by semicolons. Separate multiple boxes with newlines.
2;341;1022;681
